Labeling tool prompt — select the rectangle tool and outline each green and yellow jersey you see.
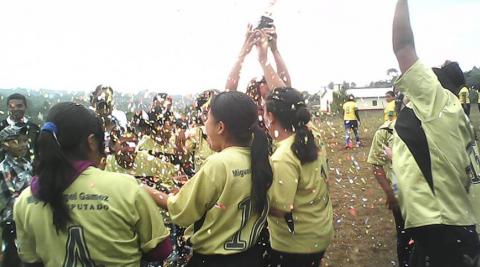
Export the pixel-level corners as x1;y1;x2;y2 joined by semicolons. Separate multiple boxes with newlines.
268;134;333;254
185;126;214;172
167;146;267;255
343;101;358;121
384;101;397;121
13;167;169;267
138;135;176;155
105;150;176;189
458;86;470;104
393;60;477;229
367;121;397;194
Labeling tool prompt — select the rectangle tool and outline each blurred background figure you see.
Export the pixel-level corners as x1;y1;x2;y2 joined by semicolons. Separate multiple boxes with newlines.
0;93;40;161
0;125;32;267
384;91;397;122
89;85;127;155
343;94;361;148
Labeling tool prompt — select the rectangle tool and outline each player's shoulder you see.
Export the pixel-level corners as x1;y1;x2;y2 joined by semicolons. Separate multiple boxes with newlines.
86;167;138;187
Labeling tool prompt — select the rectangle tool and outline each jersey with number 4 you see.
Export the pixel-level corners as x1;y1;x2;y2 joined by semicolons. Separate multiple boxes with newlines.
14;167;170;267
168;146;267;255
268;134;333;254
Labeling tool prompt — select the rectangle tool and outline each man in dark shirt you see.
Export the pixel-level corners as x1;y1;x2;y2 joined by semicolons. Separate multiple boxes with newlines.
0;93;39;161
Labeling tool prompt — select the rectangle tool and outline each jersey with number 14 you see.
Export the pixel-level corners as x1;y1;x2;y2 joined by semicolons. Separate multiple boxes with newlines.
168;146;267;255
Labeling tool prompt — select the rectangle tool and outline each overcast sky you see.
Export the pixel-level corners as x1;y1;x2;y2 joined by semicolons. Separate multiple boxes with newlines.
0;0;478;95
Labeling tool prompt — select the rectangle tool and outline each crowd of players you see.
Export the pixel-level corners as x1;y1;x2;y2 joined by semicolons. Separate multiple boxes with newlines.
0;0;479;266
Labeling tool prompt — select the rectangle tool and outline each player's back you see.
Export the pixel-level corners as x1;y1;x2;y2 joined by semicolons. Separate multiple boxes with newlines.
14;167;169;267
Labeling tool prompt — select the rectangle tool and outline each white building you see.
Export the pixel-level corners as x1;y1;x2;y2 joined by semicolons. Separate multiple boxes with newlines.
309;88;334;113
346;88;393;111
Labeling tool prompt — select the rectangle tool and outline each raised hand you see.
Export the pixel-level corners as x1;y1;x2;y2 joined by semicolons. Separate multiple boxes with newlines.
256;30;270;65
240;24;255;57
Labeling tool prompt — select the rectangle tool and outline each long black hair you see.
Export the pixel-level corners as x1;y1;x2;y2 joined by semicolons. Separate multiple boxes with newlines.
266;87;318;164
35;102;104;232
210;91;272;214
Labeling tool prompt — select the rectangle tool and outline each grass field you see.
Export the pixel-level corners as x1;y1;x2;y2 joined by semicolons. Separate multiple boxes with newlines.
317;105;480;267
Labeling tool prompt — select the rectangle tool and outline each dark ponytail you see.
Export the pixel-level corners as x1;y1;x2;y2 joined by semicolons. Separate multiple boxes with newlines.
210;92;272;214
293;106;318;164
35;102;104;232
250;123;273;214
266;87;318;164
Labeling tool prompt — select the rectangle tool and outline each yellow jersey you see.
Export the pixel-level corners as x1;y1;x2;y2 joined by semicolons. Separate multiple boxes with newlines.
138;135;176;155
393;60;477;229
185;126;215;172
168;146;267;255
367;121;397;194
105;150;177;189
268;134;333;254
384;101;397;121
343;101;358;121
14;167;170;266
458;87;470;104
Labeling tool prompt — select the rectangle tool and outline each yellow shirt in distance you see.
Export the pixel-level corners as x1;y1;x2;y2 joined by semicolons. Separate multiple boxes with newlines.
343;101;358;121
393;60;476;229
268;134;333;254
384;101;397;121
168;147;267;255
14;167;169;267
458;87;470;104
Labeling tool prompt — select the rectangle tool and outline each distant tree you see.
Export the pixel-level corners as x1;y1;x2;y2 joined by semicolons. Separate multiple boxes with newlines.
328;82;335;90
465;67;480;88
341;81;350;90
387;68;399;77
331;85;348;114
350;82;357;89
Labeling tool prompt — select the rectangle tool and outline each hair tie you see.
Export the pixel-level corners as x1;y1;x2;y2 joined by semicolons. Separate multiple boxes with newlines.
41;122;58;135
41;122;61;146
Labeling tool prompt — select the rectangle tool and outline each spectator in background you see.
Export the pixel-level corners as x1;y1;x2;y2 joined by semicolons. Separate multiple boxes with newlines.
458;85;471;116
342;94;361;148
0;93;40;161
0;125;33;267
89;85;127;154
384;91;397;121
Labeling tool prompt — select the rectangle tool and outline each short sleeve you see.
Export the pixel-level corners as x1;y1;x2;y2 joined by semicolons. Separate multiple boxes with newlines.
13;193;42;263
394;60;449;121
134;187;170;253
167;158;225;227
367;129;389;167
269;158;299;212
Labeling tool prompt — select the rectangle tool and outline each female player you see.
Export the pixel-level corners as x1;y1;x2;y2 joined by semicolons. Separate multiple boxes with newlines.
13;102;172;267
146;91;272;267
264;87;333;267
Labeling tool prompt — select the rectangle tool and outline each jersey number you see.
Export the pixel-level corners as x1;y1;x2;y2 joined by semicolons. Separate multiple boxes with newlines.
224;198;268;250
63;226;98;267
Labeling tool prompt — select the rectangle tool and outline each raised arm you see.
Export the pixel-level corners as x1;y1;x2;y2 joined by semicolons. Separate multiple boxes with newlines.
257;30;286;92
267;27;292;87
225;25;256;91
393;0;418;73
